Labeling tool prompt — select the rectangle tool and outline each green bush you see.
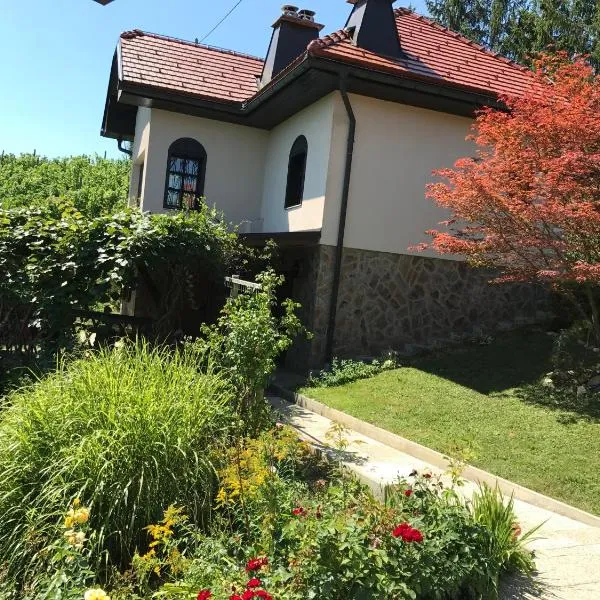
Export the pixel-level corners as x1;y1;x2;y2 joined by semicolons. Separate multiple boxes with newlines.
0;153;130;217
307;356;398;388
0;202;242;353
0;342;235;589
195;270;306;433
471;484;539;579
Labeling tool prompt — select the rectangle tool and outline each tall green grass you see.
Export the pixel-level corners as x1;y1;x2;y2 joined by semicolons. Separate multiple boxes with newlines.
0;342;234;584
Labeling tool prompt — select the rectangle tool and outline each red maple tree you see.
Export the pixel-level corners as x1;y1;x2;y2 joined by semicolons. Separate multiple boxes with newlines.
422;53;600;338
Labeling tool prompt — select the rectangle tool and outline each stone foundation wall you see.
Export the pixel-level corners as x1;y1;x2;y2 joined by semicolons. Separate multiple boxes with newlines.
285;244;550;372
331;246;550;359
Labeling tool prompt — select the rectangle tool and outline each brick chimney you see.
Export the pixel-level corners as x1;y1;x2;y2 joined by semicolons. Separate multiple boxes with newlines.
261;5;324;86
345;0;402;58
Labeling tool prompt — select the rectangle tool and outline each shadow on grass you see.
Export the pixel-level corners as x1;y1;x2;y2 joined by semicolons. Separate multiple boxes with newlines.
407;329;556;395
513;384;600;423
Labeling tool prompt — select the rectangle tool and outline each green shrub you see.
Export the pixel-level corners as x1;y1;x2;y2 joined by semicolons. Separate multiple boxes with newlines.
194;270;306;433
307;356;398;388
0;202;242;353
0;342;235;588
0;153;130;217
471;484;539;579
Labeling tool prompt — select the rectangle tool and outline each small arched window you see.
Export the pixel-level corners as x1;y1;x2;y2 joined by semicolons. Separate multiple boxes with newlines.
285;135;308;209
164;138;207;210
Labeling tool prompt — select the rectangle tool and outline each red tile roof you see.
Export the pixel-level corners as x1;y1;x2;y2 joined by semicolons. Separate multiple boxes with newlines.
308;8;534;98
117;8;534;106
119;30;263;102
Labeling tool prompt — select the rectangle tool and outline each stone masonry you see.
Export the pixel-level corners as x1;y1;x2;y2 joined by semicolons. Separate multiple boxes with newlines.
286;244;550;371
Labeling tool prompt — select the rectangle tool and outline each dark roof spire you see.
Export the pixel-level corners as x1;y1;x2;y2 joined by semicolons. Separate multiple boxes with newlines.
260;6;324;86
345;0;403;58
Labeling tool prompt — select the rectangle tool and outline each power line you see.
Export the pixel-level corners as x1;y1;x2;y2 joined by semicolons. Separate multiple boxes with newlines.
200;0;246;43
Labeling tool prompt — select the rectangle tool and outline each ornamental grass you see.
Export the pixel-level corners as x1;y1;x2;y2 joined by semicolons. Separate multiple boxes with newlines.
0;341;235;586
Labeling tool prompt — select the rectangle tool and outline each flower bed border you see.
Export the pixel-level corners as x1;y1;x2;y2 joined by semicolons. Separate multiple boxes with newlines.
270;382;600;528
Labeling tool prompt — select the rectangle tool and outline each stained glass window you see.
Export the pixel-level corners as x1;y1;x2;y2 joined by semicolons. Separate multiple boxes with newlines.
164;138;207;210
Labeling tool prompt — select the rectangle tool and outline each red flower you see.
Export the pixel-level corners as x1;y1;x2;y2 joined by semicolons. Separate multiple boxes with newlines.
292;506;306;517
229;596;242;600
241;591;254;600
247;578;262;589
404;488;413;497
197;592;212;600
255;592;272;600
245;556;268;572
392;523;424;543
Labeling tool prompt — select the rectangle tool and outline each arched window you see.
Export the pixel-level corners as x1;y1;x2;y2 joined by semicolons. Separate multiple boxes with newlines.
285;135;308;209
164;138;207;210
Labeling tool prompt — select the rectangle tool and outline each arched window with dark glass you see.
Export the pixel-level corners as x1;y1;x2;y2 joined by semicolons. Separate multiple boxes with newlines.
285;135;308;209
164;138;207;210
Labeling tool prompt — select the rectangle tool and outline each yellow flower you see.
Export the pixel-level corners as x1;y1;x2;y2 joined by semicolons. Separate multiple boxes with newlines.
64;515;75;529
84;589;110;600
73;498;81;508
74;507;90;525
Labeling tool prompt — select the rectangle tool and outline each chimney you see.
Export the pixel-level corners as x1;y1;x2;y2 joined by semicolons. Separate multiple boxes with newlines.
261;5;324;86
345;0;402;58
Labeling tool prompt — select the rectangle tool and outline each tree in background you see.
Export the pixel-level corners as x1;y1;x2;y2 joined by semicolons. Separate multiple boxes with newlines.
0;153;130;217
425;0;600;66
420;54;600;341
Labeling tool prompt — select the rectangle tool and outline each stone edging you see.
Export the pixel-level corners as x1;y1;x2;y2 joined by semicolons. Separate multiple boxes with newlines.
271;383;600;529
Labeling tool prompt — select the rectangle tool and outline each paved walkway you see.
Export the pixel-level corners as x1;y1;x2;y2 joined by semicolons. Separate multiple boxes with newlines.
270;396;600;600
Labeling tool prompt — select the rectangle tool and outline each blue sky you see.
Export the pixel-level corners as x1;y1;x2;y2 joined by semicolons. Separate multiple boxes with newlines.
0;0;428;159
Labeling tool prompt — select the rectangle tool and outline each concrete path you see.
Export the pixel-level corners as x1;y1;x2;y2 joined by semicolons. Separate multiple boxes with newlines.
269;396;600;600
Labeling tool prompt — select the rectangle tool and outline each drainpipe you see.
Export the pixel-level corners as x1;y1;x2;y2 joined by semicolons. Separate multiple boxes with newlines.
325;73;356;364
117;137;132;157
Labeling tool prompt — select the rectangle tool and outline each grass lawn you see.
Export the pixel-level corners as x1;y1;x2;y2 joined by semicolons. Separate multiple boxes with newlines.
300;330;600;515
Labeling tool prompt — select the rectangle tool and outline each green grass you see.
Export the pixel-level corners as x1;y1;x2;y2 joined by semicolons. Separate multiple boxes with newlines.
300;331;600;516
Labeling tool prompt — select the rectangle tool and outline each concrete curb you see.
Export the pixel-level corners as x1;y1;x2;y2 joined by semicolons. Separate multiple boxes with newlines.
271;383;600;529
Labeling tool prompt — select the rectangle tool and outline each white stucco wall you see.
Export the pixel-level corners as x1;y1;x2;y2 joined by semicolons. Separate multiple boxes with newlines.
260;94;336;233
321;94;474;259
138;109;268;226
128;107;151;207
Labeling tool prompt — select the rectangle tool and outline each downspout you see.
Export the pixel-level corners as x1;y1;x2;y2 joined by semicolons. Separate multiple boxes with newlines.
325;73;356;364
117;137;132;157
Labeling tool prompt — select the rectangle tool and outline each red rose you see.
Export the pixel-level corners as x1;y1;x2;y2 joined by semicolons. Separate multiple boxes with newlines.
229;596;242;600
245;556;268;572
292;507;306;516
197;592;212;600
392;523;424;543
255;591;272;600
404;489;413;497
247;578;262;588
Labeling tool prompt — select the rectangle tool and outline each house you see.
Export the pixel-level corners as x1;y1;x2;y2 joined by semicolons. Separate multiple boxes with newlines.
101;0;546;370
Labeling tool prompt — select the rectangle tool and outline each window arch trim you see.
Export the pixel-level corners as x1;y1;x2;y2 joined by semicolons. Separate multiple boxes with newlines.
284;135;308;210
163;137;207;210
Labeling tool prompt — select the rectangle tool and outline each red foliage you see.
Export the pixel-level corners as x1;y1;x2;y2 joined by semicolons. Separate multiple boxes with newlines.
423;53;600;287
